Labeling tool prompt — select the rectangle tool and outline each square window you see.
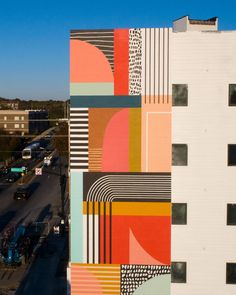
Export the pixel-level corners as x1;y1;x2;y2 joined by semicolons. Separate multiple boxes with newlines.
172;84;188;106
171;262;187;283
172;144;188;166
229;84;236;106
14;116;19;120
227;204;236;225
14;124;19;128
226;263;236;284
172;203;187;225
228;145;236;166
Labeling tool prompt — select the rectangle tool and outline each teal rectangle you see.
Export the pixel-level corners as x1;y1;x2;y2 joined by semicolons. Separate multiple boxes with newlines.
70;95;141;108
70;171;83;262
11;168;23;172
70;82;114;95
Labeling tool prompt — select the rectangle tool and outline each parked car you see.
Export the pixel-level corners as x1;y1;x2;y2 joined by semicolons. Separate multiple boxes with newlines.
44;155;52;167
6;173;20;183
14;186;32;200
0;167;9;177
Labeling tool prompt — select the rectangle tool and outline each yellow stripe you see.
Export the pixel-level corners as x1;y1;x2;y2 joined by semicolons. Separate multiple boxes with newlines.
129;108;141;172
112;202;171;216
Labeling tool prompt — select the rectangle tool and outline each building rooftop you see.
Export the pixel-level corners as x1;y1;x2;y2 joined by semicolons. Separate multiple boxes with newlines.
188;17;217;25
173;15;218;32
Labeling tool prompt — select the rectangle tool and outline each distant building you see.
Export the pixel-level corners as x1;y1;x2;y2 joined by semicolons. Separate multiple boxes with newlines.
0;110;49;135
0;99;19;110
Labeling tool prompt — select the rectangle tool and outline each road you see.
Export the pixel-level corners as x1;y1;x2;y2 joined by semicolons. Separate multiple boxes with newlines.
0;158;65;233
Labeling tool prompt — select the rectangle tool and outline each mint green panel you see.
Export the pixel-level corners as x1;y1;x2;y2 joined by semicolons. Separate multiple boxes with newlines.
133;274;171;295
70;82;114;95
70;171;83;262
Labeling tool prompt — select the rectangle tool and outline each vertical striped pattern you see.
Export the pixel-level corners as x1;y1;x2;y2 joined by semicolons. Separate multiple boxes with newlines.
70;30;114;71
70;108;89;171
141;28;171;103
71;264;120;295
84;202;112;264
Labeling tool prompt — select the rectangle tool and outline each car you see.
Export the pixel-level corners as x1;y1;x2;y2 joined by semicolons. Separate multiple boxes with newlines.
0;167;9;177
44;155;52;167
14;186;32;200
6;172;21;183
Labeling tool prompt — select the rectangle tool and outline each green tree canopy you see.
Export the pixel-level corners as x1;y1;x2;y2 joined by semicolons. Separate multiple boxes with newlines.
0;129;22;164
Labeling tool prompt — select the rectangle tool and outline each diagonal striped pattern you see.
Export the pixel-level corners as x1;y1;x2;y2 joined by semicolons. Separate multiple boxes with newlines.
71;264;120;295
89;148;102;171
70;108;89;171
86;173;171;202
70;30;114;71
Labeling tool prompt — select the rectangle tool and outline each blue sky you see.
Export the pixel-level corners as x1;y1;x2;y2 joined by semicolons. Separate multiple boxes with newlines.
0;0;235;100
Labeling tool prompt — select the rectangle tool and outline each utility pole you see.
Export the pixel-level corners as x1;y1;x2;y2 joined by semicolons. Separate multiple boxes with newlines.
60;173;66;218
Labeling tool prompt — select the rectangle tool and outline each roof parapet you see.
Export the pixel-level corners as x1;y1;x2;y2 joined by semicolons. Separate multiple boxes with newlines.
173;15;218;32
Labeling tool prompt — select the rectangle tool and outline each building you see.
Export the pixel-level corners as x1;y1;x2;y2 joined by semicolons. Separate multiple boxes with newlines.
69;16;236;295
0;98;19;110
0;110;49;135
171;16;236;295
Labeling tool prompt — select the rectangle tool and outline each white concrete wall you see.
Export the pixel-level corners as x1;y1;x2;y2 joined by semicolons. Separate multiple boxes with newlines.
172;30;236;295
173;16;188;32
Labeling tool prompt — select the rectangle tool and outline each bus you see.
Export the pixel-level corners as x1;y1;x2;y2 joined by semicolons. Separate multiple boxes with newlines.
22;142;40;160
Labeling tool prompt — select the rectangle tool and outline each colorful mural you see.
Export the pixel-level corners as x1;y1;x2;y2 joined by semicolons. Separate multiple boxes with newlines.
70;28;171;294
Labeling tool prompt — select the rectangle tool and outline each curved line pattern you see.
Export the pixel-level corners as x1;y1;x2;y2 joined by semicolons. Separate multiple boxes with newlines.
86;174;171;202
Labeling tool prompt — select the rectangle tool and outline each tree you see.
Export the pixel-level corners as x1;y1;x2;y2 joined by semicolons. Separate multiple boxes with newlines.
0;129;22;165
52;122;68;158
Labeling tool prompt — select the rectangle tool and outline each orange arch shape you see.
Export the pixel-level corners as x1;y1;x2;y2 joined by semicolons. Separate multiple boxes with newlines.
70;39;114;83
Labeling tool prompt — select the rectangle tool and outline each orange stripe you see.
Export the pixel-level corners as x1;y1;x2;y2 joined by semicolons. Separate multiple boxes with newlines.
114;29;129;95
71;263;120;267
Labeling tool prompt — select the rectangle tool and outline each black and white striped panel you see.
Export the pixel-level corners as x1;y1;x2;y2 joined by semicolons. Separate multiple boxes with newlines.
86;174;171;202
70;30;114;71
70;108;88;171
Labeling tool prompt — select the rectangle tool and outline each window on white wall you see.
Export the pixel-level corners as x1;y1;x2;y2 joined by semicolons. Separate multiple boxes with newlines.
14;124;19;128
228;145;236;166
227;204;236;225
14;116;19;120
229;84;236;106
172;203;187;225
4;116;7;120
172;144;188;166
171;262;187;283
226;263;236;284
172;84;188;106
21;124;24;128
3;124;7;128
21;116;24;120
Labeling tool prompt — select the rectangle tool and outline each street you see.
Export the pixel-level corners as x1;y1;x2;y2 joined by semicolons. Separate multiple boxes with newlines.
0;154;68;294
0;159;62;232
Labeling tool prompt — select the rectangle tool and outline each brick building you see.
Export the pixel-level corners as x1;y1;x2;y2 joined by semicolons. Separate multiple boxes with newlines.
0;110;49;135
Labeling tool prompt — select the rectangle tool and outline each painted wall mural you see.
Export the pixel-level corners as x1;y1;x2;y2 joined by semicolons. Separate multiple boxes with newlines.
70;28;172;294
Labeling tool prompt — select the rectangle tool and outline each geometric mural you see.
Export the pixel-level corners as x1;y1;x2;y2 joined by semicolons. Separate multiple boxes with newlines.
70;27;172;294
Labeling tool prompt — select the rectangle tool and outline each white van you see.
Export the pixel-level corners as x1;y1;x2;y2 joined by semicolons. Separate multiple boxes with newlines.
44;156;52;167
